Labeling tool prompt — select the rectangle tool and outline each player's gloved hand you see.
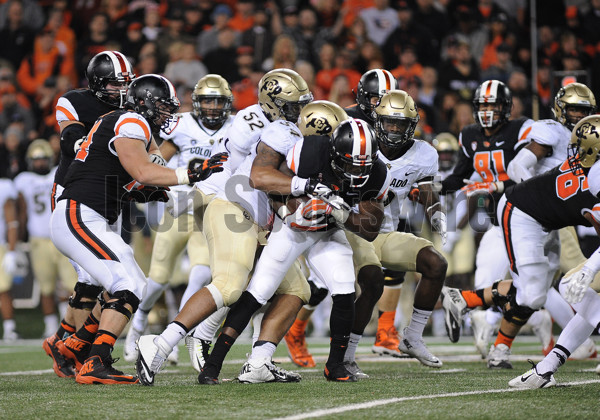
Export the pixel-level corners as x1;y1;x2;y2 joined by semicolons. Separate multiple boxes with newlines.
320;192;351;225
128;185;170;203
1;250;18;276
304;178;332;197
430;210;447;245
185;152;228;184
149;153;167;167
460;179;504;197
408;187;420;202
73;137;85;153
441;230;461;254
277;198;329;231
560;265;595;304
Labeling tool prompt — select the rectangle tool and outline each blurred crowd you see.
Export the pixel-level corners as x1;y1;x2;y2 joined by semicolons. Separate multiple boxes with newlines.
1;0;599;180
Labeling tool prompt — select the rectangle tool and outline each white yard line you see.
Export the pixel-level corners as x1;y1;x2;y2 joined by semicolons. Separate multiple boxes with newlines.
272;379;600;420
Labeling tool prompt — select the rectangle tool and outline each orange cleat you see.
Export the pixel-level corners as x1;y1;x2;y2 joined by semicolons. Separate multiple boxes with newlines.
56;335;91;372
284;329;316;368
42;335;75;378
372;326;403;357
76;356;139;385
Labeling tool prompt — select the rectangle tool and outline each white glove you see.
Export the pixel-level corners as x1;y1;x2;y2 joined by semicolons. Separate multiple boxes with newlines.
441;230;461;254
150;153;167;167
73;137;85;153
2;251;18;276
278;198;329;231
430;211;447;245
320;193;351;225
561;265;595;304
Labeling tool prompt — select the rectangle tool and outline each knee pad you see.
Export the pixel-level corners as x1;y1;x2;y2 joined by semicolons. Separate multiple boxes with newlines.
383;269;405;287
490;280;515;310
307;280;328;307
102;290;140;320
503;293;535;326
69;282;103;310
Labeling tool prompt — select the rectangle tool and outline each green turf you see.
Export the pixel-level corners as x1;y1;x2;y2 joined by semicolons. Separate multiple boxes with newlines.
1;337;599;419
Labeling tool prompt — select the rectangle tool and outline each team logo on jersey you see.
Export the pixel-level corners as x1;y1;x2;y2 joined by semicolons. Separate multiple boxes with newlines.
261;79;282;100
386;163;392;169
471;141;477;151
305;114;333;135
483;141;490;147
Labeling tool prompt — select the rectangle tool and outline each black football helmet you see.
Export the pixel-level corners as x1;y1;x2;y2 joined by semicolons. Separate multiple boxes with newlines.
356;69;398;116
85;50;135;107
472;79;512;129
126;74;181;133
330;118;378;188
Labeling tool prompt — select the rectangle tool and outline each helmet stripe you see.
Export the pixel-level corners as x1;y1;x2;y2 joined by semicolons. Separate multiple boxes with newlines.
109;51;128;75
353;119;370;157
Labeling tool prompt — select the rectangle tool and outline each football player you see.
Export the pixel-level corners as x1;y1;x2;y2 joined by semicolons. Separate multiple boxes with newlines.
444;115;600;374
135;69;315;386
50;74;226;384
284;69;401;367
440;79;535;366
43;51;135;378
0;177;19;341
123;74;235;364
197;117;389;383
503;115;600;388
14;140;78;339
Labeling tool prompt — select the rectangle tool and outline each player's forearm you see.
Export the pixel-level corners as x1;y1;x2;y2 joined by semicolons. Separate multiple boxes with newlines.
4;201;18;251
130;162;183;187
343;212;381;241
249;166;294;195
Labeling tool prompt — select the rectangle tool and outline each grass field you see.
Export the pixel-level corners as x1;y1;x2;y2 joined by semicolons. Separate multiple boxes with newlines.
1;335;599;420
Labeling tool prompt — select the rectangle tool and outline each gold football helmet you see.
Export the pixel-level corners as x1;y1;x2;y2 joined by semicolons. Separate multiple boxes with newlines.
373;90;420;148
297;100;349;136
553;82;596;130
26;138;54;174
258;68;313;122
192;74;233;128
432;132;459;171
568;115;600;173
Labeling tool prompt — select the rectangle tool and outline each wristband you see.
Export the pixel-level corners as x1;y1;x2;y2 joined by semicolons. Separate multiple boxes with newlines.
291;176;308;197
175;167;190;185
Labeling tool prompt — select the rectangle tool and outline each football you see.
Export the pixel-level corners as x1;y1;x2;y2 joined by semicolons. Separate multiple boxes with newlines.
285;195;329;220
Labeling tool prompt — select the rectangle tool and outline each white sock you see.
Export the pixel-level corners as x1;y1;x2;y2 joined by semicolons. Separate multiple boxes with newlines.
131;308;149;333
44;314;59;333
249;341;276;361
139;277;168;312
179;265;212;311
544;287;574;328
3;319;16;333
58;301;68;319
252;310;265;346
193;307;229;342
160;322;187;350
344;333;362;362
405;307;432;339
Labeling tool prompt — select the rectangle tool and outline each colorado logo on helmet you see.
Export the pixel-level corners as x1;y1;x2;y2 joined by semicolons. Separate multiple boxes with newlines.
261;80;282;100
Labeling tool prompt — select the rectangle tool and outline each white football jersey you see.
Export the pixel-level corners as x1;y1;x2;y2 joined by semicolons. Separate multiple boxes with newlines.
379;140;439;233
0;179;17;246
526;119;571;175
200;104;270;195
218;119;303;228
14;169;56;238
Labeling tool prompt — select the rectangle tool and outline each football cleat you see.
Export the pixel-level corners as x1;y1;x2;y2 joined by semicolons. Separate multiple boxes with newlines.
185;335;211;373
529;309;554;356
3;329;20;342
487;343;513;369
135;334;169;386
43;335;75;378
198;367;220;385
324;362;357;382
372;326;402;357
398;328;442;368
76;355;139;385
56;335;91;372
470;310;496;358
123;325;144;362
343;360;369;379
238;358;302;384
284;328;316;368
440;286;467;343
569;338;597;360
508;361;556;389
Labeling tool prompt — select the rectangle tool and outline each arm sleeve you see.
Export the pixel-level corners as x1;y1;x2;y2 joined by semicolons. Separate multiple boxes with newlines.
60;123;87;160
507;147;538;182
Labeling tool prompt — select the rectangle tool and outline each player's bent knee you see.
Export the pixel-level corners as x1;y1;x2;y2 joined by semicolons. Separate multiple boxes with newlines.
417;246;447;280
69;282;103;310
504;293;536;326
102;289;140;320
307;280;328;306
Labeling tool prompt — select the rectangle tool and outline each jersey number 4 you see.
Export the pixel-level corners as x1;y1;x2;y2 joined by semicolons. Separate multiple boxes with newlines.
474;150;509;182
556;160;588;201
75;119;101;162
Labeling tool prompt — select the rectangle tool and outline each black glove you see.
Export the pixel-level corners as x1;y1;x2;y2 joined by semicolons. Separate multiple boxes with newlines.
128;186;170;203
304;177;332;197
188;152;228;183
